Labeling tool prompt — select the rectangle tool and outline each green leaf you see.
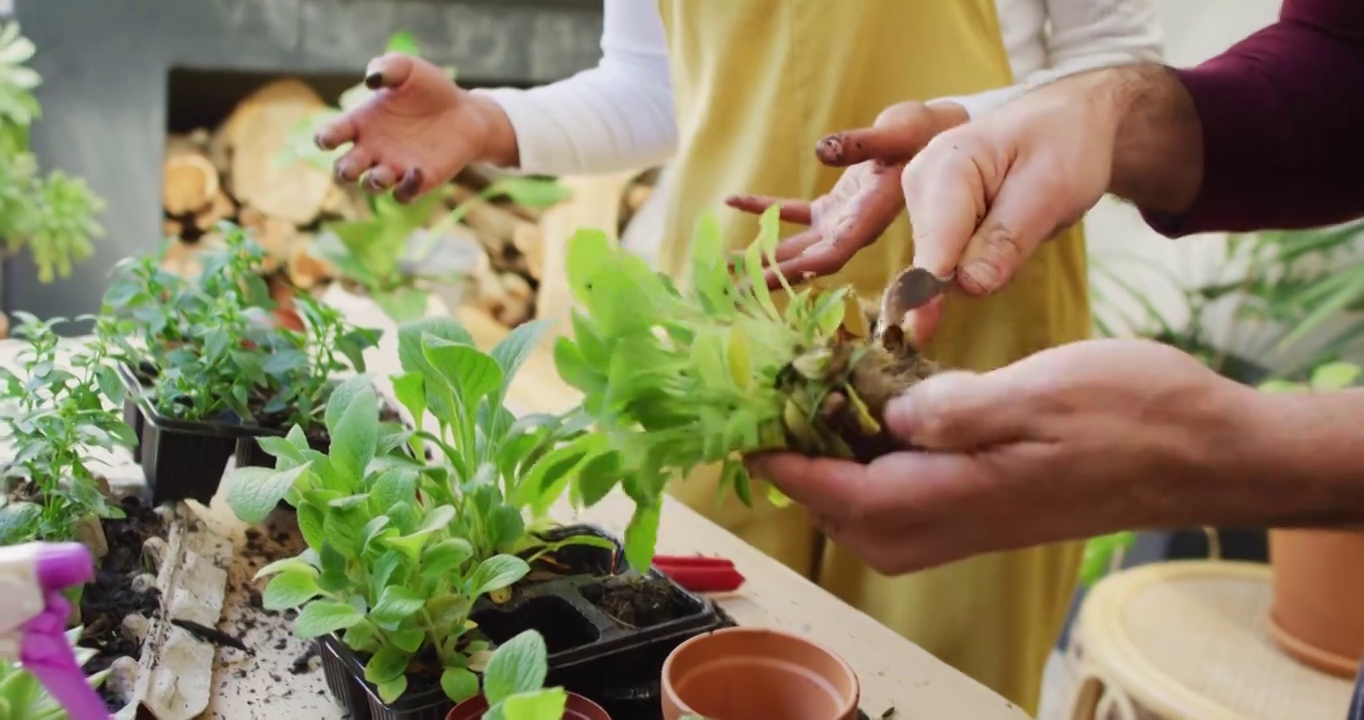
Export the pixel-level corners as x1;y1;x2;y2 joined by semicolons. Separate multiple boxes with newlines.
226;463;313;524
1310;361;1361;390
624;502;662;572
254;555;318;581
467;555;530;598
369;467;420;512
392;372;426;425
258;435;308;467
483;629;548;705
398;317;473;374
294;600;364;638
364;644;413;685
391;628;425;653
330;383;379;484
374;288;431;323
371;586;427;627
484;177;573;209
420;537;475;580
386;31;421;56
369;550;404;600
263;569;322;610
377;674;409;705
298;504;325;548
440;666;480;703
499;689;569;720
324;375;373;432
423;337;504;415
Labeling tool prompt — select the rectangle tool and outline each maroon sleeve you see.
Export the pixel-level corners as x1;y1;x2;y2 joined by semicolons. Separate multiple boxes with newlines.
1141;0;1364;236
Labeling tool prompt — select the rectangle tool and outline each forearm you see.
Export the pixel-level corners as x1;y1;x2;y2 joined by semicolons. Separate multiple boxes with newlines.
1217;388;1364;528
470;0;676;175
1120;2;1364;235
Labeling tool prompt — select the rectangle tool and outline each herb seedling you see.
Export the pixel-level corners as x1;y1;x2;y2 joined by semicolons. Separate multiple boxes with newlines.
229;318;613;704
233;378;533;704
0;314;134;545
101;222;379;431
0;22;105;284
475;629;566;720
552;207;938;568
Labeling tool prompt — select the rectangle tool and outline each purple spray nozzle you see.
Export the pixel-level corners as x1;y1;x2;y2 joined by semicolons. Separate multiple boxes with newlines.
35;542;93;593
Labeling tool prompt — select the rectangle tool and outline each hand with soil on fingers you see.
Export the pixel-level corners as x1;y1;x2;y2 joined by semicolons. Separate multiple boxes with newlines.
726;101;968;291
314;53;519;203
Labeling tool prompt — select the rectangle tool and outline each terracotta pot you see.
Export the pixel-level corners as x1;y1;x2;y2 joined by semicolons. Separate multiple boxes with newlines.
660;627;858;720
1269;528;1364;677
445;691;610;720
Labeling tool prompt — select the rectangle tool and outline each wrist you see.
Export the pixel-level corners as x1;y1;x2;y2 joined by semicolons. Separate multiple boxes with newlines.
1101;64;1203;215
466;91;520;168
1218;386;1364;527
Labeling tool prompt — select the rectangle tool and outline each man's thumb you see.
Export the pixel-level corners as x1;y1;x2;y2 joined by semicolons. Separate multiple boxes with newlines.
884;370;1029;451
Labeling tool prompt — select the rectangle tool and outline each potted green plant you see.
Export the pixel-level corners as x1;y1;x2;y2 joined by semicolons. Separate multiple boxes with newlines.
0;313;133;548
445;629;610;720
0;21;106;312
0;314;168;691
100;223;382;504
228;316;724;718
1256;361;1364;678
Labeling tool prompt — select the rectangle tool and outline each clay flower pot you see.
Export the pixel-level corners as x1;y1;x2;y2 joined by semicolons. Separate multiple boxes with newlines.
445;691;611;720
660;627;859;720
1269;528;1364;677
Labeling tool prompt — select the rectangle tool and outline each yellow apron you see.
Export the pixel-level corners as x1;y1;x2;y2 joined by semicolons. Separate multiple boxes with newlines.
653;0;1090;712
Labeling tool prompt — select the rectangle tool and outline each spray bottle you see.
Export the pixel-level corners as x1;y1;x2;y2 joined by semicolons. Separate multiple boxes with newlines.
0;541;110;720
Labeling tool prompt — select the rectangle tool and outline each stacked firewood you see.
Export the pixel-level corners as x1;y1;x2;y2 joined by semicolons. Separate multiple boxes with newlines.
158;78;660;329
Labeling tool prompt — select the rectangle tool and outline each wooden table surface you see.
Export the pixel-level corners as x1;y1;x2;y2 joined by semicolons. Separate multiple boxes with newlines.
10;289;1030;719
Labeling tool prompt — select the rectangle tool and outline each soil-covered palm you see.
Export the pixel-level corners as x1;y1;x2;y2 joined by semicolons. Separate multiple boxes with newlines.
315;53;506;202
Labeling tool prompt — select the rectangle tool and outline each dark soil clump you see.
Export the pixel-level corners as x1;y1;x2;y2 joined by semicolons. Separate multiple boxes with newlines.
585;575;682;628
79;496;166;675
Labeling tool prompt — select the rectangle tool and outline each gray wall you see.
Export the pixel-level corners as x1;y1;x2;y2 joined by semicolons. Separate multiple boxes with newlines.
8;0;603;331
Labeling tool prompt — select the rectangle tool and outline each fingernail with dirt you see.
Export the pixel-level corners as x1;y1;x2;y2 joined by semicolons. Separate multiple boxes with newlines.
363;70;385;90
816;135;846;164
394;167;423;203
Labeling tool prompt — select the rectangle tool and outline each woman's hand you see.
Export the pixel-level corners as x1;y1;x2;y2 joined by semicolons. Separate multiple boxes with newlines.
726;101;968;290
314;53;517;203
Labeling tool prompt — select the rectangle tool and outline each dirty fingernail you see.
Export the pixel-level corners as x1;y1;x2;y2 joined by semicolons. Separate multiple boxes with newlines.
816;136;845;163
364;71;385;90
314;130;332;150
394;167;423;202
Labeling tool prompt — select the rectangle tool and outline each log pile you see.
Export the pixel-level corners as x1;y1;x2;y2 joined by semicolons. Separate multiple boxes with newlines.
159;77;661;329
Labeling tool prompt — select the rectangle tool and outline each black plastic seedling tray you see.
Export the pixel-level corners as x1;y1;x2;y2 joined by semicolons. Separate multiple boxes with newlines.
118;362;265;505
320;525;730;720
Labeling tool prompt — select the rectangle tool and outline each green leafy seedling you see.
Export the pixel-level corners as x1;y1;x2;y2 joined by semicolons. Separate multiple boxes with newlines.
480;630;566;720
231;318;609;705
0;313;134;545
551;206;942;569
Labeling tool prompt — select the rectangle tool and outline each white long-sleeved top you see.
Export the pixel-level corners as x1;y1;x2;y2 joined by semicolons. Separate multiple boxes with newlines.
476;0;1163;176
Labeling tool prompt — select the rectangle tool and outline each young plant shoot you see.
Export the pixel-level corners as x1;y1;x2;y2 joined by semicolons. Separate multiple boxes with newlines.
552;206;938;569
233;378;531;705
101;222;379;430
476;629;566;720
229;318;610;704
0;313;134;544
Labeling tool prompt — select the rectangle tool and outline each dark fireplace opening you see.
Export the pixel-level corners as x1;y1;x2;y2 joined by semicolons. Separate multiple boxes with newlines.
167;67;360;135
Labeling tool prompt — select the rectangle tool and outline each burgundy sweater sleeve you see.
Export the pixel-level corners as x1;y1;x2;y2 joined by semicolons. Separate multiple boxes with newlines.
1141;0;1364;236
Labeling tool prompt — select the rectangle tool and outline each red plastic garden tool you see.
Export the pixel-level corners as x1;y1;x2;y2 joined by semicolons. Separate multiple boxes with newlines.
653;555;746;593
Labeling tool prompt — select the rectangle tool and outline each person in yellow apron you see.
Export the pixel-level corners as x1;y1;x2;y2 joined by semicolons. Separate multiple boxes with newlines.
315;2;1161;711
